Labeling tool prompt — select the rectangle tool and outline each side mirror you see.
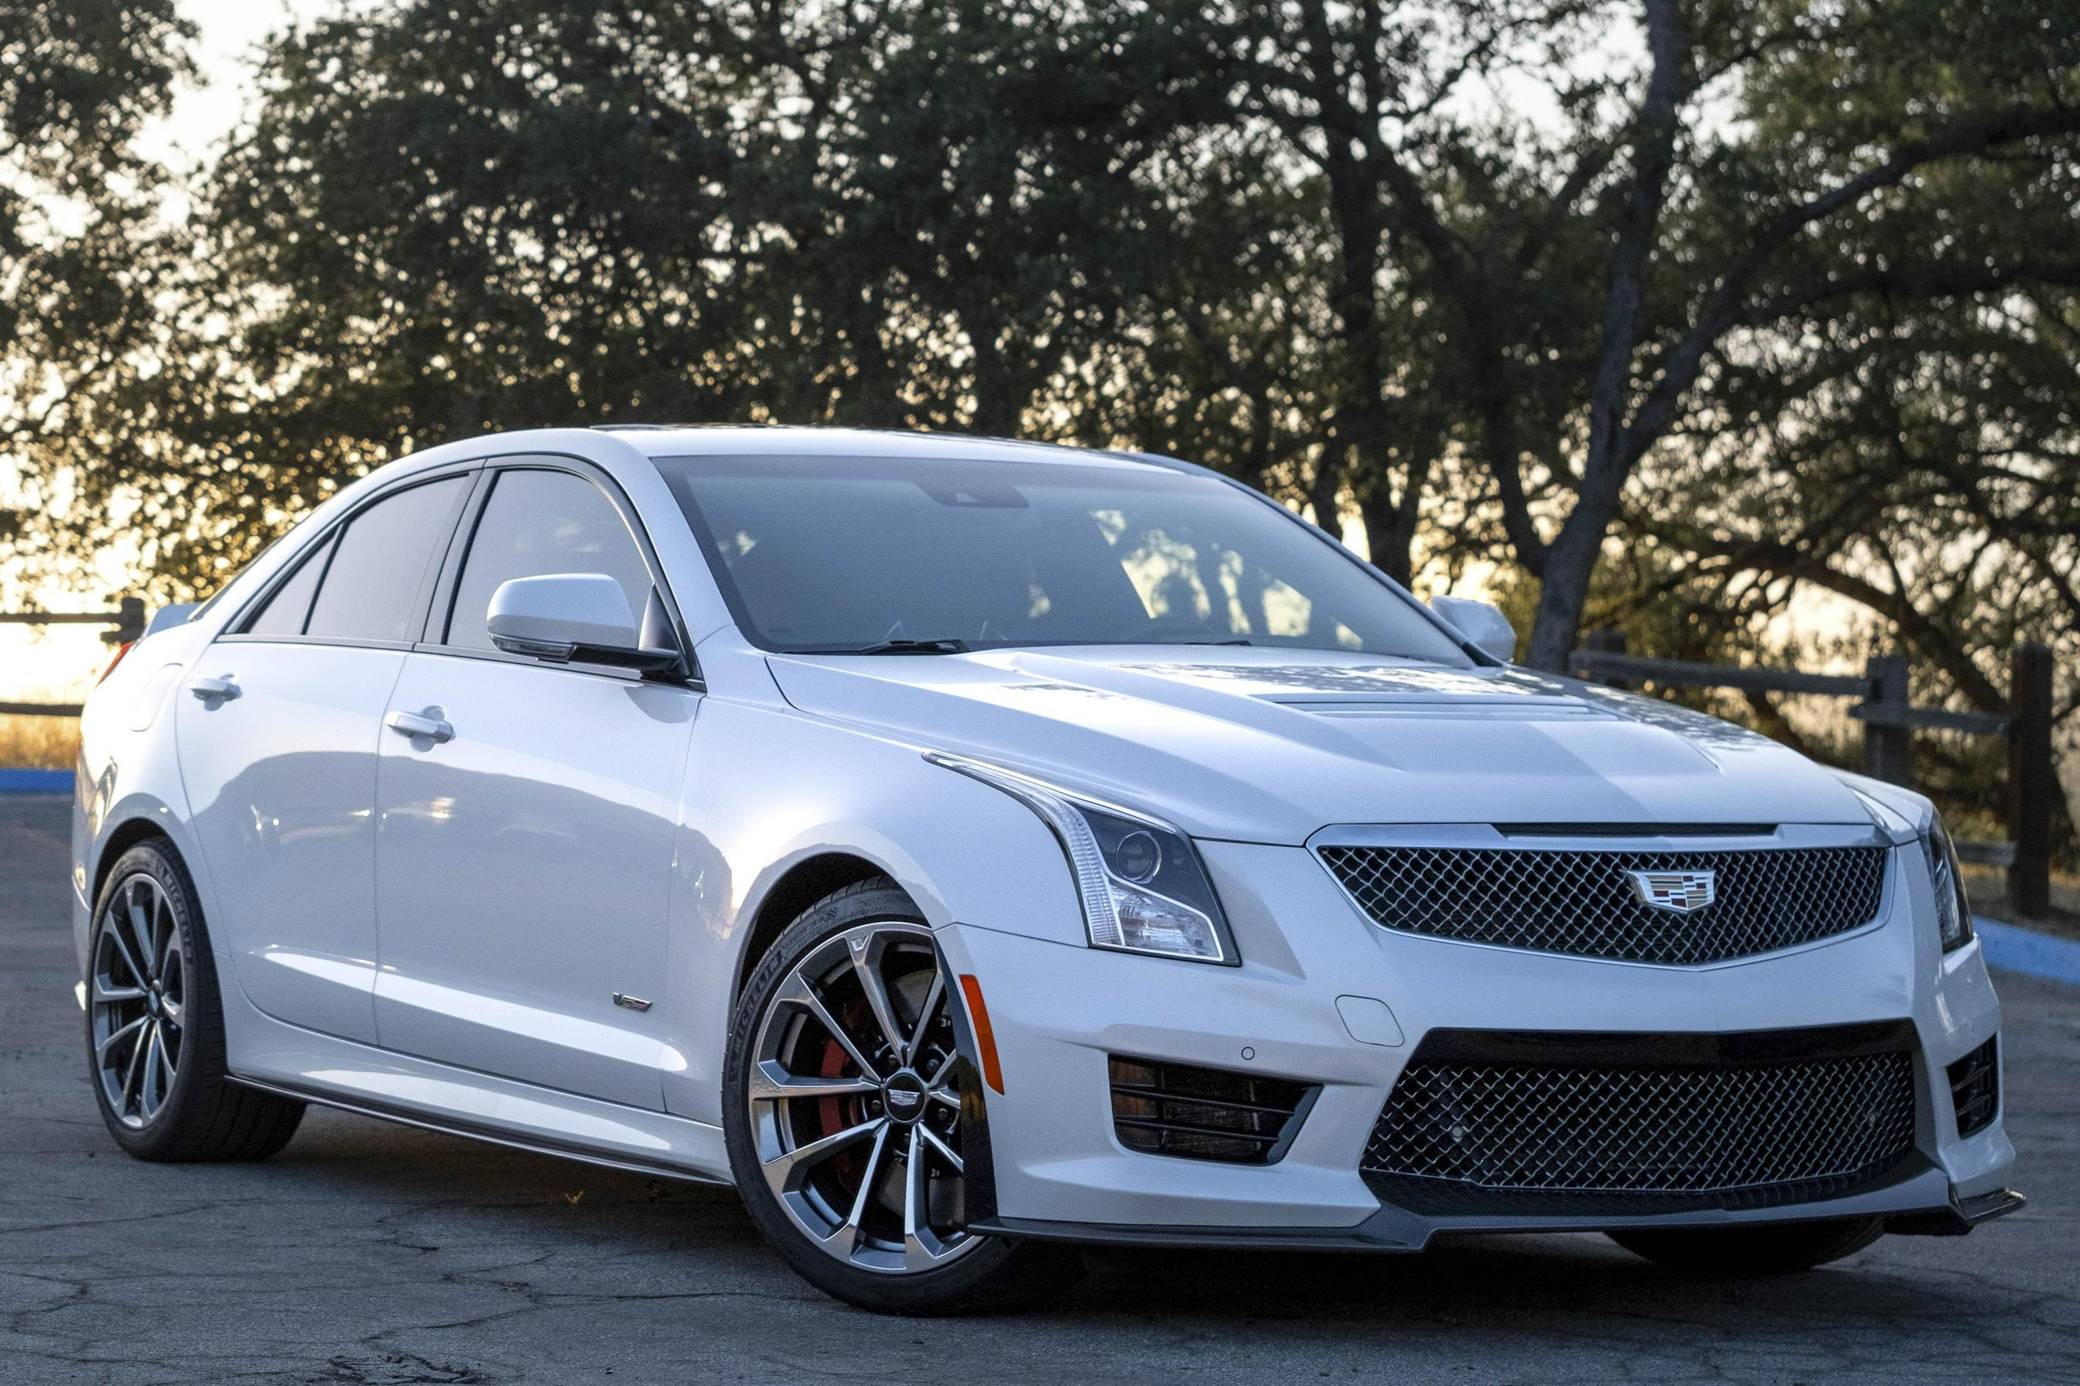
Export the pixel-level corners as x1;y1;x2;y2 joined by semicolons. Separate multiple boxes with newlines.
487;573;682;673
1429;595;1518;663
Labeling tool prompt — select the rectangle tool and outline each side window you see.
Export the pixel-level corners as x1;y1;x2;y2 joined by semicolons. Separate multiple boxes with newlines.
304;477;470;644
444;469;653;651
241;532;335;637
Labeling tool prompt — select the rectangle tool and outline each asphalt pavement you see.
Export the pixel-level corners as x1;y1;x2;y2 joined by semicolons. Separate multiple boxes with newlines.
3;794;2076;1384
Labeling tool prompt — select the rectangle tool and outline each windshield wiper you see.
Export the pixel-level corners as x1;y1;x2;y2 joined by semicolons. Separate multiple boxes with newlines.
835;638;971;655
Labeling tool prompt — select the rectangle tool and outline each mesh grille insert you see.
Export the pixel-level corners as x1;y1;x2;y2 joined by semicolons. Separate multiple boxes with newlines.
1363;1036;1917;1213
1319;843;1887;964
1109;1056;1315;1164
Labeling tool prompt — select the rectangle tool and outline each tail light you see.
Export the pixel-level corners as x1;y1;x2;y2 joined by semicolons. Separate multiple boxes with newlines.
95;641;134;687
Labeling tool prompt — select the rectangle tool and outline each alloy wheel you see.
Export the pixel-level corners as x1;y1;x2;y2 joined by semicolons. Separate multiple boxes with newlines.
91;872;185;1128
746;921;980;1274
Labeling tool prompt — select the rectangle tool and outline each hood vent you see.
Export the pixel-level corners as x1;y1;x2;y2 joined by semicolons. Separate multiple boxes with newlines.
1271;697;1613;721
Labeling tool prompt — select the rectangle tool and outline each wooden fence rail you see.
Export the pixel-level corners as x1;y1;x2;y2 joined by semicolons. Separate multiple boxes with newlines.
1;597;146;718
1570;630;2058;917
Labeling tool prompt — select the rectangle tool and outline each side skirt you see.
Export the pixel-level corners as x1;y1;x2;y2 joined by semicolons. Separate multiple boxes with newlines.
230;1074;734;1188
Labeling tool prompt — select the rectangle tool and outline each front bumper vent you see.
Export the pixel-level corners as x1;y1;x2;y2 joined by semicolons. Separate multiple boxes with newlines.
1318;842;1887;964
1109;1056;1315;1164
1363;1024;1919;1214
1947;1037;1999;1138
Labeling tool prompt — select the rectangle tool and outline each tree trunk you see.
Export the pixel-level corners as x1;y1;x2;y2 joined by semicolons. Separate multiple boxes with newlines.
1523;508;1609;670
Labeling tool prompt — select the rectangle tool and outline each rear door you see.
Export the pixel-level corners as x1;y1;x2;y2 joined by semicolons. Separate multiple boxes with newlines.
177;471;475;1043
371;462;697;1109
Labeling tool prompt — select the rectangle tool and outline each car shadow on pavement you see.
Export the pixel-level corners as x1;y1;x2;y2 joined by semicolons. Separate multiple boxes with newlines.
262;1106;1991;1335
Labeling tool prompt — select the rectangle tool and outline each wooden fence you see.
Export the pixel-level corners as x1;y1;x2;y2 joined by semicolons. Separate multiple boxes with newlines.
0;597;146;717
1;599;2062;914
1570;630;2059;916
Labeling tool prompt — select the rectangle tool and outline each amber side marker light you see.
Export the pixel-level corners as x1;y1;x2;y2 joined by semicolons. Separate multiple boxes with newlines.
958;974;1006;1094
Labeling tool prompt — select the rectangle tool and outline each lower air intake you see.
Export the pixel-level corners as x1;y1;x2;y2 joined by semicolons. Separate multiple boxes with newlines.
1363;1024;1919;1214
1947;1037;1999;1138
1109;1057;1315;1165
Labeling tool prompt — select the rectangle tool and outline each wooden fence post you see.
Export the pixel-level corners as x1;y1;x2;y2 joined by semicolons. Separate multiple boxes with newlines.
1583;628;1630;689
2008;641;2054;918
1862;653;1913;786
108;596;147;645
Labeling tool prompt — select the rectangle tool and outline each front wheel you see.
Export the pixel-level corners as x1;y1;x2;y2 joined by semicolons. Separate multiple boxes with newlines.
722;878;1081;1313
1608;1217;1885;1275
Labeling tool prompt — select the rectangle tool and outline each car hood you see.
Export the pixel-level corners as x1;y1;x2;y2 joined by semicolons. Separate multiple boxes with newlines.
765;646;1872;844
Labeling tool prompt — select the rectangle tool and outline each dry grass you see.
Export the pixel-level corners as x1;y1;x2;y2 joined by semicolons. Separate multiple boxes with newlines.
0;714;80;770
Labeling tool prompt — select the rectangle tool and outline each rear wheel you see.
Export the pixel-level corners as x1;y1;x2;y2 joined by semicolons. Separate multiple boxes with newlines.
1608;1217;1885;1275
723;878;1082;1313
86;840;305;1161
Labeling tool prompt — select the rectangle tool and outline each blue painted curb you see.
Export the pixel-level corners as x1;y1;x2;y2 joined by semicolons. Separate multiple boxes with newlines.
1976;917;2080;988
0;769;71;794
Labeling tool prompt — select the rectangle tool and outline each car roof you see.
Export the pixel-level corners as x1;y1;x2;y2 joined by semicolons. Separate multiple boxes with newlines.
593;424;1181;472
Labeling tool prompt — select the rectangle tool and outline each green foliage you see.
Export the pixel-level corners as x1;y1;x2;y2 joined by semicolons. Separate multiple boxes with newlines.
2;0;2075;856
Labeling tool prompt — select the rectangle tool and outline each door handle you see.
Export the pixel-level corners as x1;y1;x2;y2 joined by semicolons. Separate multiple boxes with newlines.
188;675;240;702
385;708;455;744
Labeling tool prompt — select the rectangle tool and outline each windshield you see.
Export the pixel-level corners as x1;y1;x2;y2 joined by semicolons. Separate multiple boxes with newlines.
654;452;1470;664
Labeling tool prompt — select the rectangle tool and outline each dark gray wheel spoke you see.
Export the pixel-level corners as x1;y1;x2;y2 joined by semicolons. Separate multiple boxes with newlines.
775;973;882;1085
826;1122;893;1257
153;903;176;979
761;1116;881;1195
748;1060;878;1105
119;1023;149;1112
918;1122;964;1174
125;893;157;984
104;913;148;990
97;1015;147;1063
850;939;908;1065
139;1024;166;1116
906;970;945;1067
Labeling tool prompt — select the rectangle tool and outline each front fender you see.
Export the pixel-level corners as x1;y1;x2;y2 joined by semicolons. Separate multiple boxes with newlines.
660;696;1084;1124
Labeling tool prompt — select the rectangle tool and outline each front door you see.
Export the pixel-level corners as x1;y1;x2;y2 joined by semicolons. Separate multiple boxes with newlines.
371;465;695;1110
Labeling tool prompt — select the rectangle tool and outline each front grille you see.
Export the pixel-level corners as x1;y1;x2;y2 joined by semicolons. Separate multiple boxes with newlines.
1947;1037;1999;1138
1363;1026;1918;1214
1319;842;1887;964
1109;1056;1315;1164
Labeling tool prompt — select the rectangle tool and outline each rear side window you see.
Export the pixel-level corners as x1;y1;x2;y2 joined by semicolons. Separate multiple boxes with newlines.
242;532;334;637
443;469;652;651
303;477;470;643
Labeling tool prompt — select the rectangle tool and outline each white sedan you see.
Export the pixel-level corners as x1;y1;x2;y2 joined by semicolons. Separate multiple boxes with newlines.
71;426;2020;1311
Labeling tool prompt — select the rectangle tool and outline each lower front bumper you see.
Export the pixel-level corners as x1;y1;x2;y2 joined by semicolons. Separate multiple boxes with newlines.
937;838;2018;1241
971;1168;2027;1253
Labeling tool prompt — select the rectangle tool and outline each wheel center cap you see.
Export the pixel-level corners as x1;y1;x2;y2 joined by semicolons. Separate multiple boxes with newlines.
145;992;161;1017
881;1071;927;1124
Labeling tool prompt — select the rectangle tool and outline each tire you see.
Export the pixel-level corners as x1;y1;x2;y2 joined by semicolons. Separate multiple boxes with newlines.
1608;1217;1886;1275
723;877;1083;1313
85;839;306;1162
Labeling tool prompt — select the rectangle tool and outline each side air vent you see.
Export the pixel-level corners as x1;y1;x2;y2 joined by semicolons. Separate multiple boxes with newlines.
1947;1037;1999;1138
1108;1056;1316;1165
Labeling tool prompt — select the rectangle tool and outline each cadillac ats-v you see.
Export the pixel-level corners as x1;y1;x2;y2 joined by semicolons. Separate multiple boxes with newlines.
72;427;2020;1311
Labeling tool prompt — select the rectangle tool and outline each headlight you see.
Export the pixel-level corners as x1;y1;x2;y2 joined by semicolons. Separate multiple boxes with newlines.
926;753;1237;964
1925;818;1974;953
